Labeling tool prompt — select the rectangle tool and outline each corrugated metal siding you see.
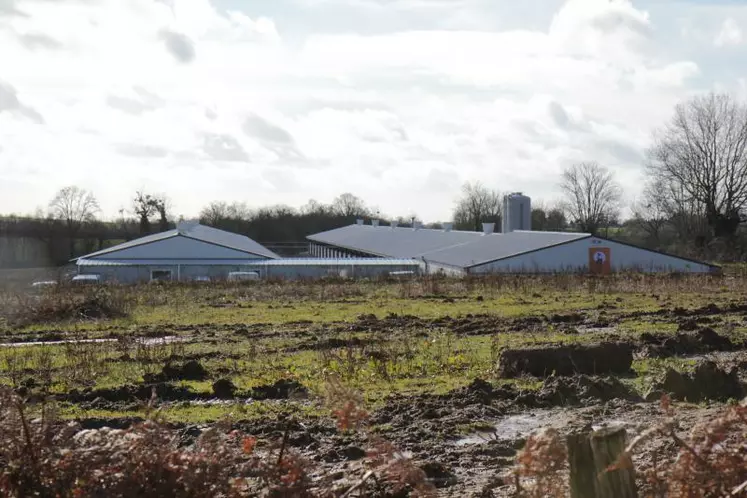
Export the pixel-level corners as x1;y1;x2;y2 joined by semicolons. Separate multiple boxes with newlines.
470;237;715;274
79;259;422;282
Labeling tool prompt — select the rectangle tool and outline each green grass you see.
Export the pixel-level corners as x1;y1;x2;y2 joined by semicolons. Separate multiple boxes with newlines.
4;275;747;423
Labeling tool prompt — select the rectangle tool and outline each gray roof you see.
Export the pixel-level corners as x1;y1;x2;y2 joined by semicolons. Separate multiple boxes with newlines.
307;225;486;258
77;223;279;260
307;225;590;268
420;231;590;268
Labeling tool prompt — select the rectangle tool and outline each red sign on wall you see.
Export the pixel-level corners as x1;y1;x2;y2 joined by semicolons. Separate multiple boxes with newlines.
589;247;611;274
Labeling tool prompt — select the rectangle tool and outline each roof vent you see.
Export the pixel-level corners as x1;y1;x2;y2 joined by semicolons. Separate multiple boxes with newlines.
391;220;399;229
177;220;199;234
372;220;380;227
482;222;495;235
442;222;453;232
356;219;364;226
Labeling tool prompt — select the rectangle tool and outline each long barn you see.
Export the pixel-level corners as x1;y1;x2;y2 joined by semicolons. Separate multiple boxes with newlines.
307;222;719;275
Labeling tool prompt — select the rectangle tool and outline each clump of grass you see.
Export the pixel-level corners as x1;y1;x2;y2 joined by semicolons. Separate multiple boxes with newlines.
4;285;131;327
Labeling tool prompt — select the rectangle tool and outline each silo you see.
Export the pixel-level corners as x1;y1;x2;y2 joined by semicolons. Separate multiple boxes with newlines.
502;193;531;233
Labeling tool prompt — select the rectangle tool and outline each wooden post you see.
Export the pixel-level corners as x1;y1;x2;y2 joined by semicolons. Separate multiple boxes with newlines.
568;428;637;498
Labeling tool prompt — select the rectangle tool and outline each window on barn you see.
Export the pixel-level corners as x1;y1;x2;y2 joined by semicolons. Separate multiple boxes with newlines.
150;269;172;282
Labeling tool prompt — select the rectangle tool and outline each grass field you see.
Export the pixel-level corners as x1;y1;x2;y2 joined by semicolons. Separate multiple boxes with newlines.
1;273;746;496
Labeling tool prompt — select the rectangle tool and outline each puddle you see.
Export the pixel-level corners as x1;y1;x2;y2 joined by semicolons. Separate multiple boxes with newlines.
456;413;642;447
455;411;558;447
0;336;188;348
591;419;628;432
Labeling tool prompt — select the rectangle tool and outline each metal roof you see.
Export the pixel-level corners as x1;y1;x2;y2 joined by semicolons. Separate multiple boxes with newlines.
420;231;590;268
260;258;420;266
307;225;486;258
77;259;261;267
307;225;591;268
77;258;420;267
76;224;279;260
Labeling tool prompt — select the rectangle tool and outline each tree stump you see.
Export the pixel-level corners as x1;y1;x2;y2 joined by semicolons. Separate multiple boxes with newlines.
568;427;637;498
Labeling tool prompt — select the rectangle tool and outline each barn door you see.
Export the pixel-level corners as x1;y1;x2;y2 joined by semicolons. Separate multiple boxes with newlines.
589;247;611;274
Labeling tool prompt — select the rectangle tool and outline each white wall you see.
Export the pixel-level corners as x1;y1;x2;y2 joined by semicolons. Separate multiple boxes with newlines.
425;261;466;276
470;237;715;274
90;235;261;260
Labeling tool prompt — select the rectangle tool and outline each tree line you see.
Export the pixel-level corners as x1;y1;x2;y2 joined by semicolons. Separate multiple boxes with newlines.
3;92;747;267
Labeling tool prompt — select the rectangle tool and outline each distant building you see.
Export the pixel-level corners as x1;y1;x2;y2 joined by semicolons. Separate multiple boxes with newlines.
74;221;280;283
307;221;719;275
75;221;421;282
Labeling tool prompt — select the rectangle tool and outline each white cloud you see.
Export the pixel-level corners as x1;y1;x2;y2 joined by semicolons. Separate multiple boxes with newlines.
714;18;743;47
0;0;737;222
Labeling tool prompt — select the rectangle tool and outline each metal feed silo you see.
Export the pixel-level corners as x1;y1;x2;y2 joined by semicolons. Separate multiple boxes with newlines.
502;193;531;233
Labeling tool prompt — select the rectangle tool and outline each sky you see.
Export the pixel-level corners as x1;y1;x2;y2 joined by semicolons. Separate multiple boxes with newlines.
2;0;747;222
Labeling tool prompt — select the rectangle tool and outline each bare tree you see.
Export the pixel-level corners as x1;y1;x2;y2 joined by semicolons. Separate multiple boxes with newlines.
648;93;747;238
631;179;671;246
200;201;252;225
48;186;99;258
331;193;368;217
150;195;171;232
452;182;501;231
133;191;156;234
559;162;622;235
133;191;171;234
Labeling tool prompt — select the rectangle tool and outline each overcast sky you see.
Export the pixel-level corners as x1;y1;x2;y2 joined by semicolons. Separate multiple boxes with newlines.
1;0;747;222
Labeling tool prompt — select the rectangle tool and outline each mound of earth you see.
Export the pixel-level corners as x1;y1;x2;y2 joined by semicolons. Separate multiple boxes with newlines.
212;379;236;399
448;378;518;406
146;360;208;382
251;379;308;400
498;343;633;378
519;376;639;407
654;361;743;402
640;328;735;358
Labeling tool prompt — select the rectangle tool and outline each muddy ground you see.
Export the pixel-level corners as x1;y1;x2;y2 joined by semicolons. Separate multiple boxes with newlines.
3;290;747;496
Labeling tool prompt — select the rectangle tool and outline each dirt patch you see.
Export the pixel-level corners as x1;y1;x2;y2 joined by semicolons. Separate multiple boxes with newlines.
520;376;640;407
654;361;743;402
498;343;633;378
286;336;375;353
420;461;458;488
448;378;518;406
62;382;201;405
251;379;308;400
548;312;585;324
